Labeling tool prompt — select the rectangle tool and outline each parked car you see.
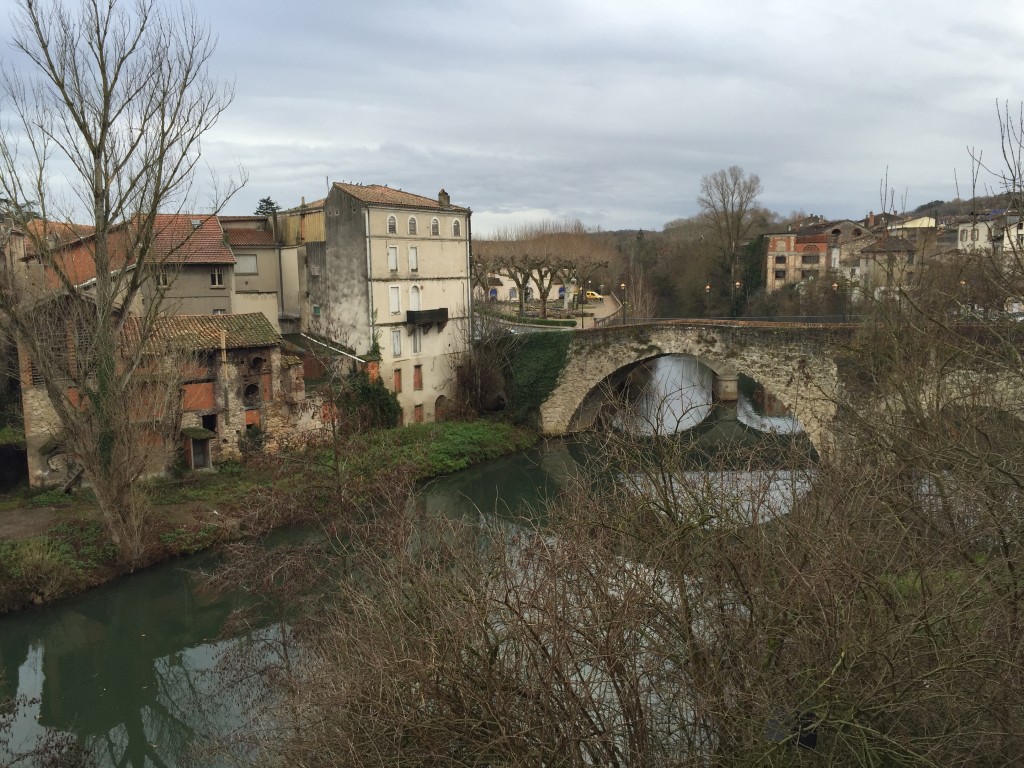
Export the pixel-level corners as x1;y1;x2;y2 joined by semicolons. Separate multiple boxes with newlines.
585;290;603;301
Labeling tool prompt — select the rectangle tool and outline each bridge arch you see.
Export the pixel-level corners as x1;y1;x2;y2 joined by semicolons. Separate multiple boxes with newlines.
537;323;842;454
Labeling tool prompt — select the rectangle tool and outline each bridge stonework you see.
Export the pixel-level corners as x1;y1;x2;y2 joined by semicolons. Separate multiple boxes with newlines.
539;323;843;453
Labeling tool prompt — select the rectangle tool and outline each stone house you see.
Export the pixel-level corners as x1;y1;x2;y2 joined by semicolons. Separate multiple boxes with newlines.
276;183;473;425
18;311;309;487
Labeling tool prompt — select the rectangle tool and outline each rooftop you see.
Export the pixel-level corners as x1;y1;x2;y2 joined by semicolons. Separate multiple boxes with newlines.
126;312;282;353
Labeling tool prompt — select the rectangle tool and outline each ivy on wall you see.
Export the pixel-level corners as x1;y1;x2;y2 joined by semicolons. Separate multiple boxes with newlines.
507;332;573;424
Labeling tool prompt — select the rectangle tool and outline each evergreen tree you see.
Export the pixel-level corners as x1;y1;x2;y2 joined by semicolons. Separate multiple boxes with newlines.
254;197;281;216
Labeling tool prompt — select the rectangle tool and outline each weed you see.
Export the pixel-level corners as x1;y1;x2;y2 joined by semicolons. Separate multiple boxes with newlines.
158;524;220;555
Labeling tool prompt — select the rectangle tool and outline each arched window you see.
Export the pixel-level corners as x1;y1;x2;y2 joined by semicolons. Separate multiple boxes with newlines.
488;288;497;301
509;288;518;300
558;286;566;298
452;220;461;238
409;285;421;311
408;217;418;235
431;218;439;236
243;383;261;408
387;215;397;234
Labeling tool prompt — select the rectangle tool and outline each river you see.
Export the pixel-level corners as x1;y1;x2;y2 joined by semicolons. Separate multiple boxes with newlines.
0;355;813;766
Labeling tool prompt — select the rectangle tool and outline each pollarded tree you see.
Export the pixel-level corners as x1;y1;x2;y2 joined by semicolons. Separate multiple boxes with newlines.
0;0;242;563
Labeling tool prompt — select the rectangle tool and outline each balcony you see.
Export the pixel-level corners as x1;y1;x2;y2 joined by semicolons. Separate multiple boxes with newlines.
406;307;448;331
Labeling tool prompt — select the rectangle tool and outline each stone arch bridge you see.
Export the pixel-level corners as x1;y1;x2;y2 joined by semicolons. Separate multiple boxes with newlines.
538;321;848;452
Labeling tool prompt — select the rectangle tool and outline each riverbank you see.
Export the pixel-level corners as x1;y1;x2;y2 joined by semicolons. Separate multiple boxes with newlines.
0;420;537;614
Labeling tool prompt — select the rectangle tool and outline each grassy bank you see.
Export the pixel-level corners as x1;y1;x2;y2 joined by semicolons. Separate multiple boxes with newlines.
0;420;537;614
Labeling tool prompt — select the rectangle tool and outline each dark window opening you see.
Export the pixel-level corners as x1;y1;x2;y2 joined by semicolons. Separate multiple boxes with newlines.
243;383;261;408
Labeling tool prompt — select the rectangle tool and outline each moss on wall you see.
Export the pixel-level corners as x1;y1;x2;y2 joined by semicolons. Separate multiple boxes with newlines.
507;332;573;424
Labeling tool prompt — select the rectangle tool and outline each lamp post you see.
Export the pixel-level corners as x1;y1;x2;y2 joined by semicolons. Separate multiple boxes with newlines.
620;282;626;325
831;281;839;321
704;283;711;318
731;280;742;318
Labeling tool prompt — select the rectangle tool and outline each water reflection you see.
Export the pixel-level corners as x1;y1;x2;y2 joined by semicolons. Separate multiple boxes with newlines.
0;555;244;767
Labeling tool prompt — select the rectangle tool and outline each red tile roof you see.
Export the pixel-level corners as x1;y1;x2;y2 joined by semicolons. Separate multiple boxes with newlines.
333;183;468;212
223;228;276;247
50;214;234;288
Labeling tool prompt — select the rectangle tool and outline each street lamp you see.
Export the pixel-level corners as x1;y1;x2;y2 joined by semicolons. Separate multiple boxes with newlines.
704;283;711;318
731;280;742;318
620;282;627;325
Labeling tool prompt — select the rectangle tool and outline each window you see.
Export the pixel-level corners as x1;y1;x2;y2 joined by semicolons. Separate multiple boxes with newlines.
408;217;418;235
210;267;224;287
960;229;968;242
393;368;402;393
801;254;820;265
235;254;257;274
212;309;226;315
971;228;979;241
243;383;261;408
906;253;915;265
774;269;786;280
412;327;423;354
414;364;423;390
1017;233;1023;246
409;285;421;311
413;404;424;423
509;287;518;300
391;328;402;357
452;220;461;238
409;246;418;271
388;246;398;271
774;255;786;265
387;215;397;234
312;304;321;318
389;285;401;314
156;270;170;288
801;270;816;280
430;218;439;236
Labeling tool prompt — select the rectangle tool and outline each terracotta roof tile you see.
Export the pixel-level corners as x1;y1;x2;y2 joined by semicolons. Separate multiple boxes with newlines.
333;183;468;212
50;214;234;288
223;228;276;247
125;313;281;353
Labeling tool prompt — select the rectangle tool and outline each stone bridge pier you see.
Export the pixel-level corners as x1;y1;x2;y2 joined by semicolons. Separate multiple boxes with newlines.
538;323;843;455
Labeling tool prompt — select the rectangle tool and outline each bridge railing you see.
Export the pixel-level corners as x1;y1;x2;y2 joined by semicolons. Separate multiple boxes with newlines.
593;314;863;328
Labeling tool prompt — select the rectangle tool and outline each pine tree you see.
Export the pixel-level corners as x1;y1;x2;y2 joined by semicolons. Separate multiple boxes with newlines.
254;197;281;216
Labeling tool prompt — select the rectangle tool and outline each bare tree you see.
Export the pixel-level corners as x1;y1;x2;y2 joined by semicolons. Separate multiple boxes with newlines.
0;0;242;563
697;166;763;284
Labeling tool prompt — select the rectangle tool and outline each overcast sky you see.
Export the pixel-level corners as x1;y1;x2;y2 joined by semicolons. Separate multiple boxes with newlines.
4;0;1024;234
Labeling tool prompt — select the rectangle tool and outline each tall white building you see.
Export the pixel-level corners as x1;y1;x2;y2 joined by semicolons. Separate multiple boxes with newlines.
280;183;472;424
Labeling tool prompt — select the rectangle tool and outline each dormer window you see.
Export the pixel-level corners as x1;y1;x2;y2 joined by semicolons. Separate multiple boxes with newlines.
387;215;397;234
408;217;418;235
431;218;439;236
190;219;202;229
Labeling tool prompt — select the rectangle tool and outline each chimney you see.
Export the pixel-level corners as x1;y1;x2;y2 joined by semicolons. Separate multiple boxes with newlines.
868;211;875;227
438;189;450;208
